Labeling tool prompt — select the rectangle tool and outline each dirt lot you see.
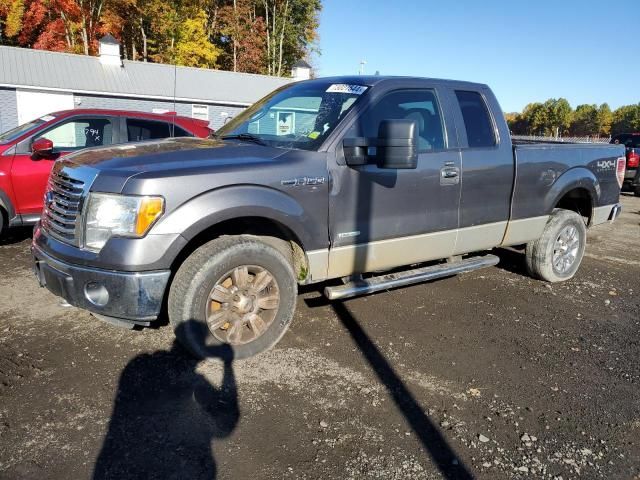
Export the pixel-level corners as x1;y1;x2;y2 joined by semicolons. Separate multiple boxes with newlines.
1;195;638;480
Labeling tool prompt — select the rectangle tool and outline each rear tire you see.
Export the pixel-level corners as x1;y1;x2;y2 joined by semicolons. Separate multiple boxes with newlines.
168;235;297;360
634;186;640;197
525;209;587;283
0;207;6;239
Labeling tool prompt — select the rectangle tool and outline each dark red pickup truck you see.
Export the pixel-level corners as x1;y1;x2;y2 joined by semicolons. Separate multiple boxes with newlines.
0;109;211;236
611;133;640;195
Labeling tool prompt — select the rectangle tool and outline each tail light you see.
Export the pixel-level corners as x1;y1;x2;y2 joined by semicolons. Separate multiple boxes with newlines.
628;150;640;168
616;156;626;188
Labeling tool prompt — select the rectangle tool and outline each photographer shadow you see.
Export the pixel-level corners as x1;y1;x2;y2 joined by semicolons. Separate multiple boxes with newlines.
93;321;238;480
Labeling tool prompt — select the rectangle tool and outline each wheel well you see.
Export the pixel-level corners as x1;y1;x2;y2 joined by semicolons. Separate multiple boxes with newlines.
170;217;309;282
554;188;592;224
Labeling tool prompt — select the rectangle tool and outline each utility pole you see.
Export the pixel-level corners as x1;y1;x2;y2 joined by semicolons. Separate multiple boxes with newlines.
359;60;367;75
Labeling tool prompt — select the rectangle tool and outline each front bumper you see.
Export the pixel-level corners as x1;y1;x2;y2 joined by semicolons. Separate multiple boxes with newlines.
32;244;171;325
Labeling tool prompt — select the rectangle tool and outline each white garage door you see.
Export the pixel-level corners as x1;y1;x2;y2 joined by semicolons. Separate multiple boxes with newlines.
16;89;74;124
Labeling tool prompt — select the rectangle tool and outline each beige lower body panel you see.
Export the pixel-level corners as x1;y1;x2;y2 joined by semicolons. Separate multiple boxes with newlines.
453;221;507;255
327;229;457;280
500;215;550;246
307;215;552;283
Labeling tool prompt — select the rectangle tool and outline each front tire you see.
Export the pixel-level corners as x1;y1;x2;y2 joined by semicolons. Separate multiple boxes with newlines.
525;209;587;283
168;235;297;360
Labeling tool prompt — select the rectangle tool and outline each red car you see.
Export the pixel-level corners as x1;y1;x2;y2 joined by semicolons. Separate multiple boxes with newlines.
0;109;212;236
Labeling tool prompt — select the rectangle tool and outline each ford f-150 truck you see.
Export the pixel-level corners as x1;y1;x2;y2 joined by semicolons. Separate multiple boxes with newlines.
31;76;625;359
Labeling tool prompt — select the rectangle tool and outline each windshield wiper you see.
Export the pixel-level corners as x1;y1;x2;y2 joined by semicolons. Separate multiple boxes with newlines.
220;133;267;146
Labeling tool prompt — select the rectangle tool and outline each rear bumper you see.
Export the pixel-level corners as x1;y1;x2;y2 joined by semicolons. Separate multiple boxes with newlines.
32;244;170;325
591;203;622;226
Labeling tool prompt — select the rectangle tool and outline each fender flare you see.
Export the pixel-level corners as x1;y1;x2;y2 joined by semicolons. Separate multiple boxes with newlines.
153;185;314;249
543;167;600;217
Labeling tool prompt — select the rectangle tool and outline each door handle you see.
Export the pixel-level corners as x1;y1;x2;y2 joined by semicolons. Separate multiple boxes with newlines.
440;165;460;185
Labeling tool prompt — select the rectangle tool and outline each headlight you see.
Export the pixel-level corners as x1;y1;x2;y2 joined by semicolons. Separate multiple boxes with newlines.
84;193;164;251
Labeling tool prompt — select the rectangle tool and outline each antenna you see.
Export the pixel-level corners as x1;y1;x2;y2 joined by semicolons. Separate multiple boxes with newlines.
172;61;177;136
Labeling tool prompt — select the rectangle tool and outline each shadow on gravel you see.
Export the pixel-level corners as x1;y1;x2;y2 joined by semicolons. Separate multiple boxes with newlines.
331;301;474;480
493;246;528;276
0;226;32;246
93;321;238;480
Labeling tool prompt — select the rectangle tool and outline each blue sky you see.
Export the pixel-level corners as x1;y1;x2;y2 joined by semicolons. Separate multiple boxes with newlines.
316;0;638;113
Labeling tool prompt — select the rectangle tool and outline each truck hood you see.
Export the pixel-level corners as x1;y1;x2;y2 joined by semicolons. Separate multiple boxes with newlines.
61;137;289;193
64;137;286;172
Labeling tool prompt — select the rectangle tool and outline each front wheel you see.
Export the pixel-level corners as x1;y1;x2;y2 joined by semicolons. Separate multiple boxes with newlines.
168;236;298;360
525;209;587;283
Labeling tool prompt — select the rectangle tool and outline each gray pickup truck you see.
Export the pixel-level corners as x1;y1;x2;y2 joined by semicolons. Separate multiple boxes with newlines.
32;76;625;359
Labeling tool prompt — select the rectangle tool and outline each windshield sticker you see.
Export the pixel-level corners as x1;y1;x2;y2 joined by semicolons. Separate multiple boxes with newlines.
40;115;56;122
326;84;368;95
307;131;321;139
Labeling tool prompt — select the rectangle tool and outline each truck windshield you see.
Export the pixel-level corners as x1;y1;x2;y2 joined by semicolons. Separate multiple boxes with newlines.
216;81;368;151
0;118;47;144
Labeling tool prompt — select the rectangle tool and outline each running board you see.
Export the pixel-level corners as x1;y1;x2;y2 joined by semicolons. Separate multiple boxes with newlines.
324;254;500;301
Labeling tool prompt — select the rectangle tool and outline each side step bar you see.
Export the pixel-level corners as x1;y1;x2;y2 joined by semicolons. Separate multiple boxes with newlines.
324;254;500;301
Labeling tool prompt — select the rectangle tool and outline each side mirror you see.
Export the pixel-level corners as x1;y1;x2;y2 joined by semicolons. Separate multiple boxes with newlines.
343;137;371;166
32;137;54;159
376;119;418;169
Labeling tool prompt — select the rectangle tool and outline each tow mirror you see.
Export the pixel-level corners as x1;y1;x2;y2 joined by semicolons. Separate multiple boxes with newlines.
32;137;54;159
376;119;418;169
342;119;418;169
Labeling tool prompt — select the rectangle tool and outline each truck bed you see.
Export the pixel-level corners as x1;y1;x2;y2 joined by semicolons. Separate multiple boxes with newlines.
511;141;624;221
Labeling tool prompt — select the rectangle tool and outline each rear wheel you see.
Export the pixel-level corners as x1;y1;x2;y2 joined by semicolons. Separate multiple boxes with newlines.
168;235;297;360
525;209;587;283
634;186;640;197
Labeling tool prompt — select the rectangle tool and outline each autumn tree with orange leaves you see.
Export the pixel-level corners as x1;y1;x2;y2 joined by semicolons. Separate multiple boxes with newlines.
0;0;320;75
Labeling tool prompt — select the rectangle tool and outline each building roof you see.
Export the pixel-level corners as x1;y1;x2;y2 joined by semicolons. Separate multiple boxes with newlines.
0;46;293;106
99;34;119;45
293;60;312;69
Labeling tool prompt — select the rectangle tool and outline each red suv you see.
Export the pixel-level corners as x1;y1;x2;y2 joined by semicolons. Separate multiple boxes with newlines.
0;109;212;236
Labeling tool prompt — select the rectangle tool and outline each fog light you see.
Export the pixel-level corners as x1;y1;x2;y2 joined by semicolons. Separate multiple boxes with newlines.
84;282;109;307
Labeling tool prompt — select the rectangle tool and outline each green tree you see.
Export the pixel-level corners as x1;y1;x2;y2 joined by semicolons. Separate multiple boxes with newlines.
611;104;640;135
544;98;572;136
522;102;548;135
596;103;612;136
570;104;598;136
505;112;529;135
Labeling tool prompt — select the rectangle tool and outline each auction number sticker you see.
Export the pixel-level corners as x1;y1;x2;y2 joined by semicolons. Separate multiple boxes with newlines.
326;84;368;95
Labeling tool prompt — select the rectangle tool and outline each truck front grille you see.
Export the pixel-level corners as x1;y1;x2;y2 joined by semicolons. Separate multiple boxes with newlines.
42;168;86;246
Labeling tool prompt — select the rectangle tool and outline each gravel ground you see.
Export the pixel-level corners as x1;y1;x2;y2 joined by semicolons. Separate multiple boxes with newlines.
0;194;638;480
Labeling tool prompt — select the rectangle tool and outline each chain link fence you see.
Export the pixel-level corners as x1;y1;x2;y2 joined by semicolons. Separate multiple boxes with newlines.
512;134;612;144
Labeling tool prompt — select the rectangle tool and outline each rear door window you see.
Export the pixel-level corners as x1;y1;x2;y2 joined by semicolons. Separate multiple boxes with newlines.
455;90;496;148
127;119;171;141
